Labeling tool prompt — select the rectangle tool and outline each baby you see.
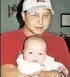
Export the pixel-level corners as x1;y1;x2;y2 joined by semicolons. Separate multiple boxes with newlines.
17;35;68;77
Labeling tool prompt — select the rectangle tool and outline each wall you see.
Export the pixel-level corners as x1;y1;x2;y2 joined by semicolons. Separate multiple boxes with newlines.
1;0;70;36
47;0;70;37
1;0;20;33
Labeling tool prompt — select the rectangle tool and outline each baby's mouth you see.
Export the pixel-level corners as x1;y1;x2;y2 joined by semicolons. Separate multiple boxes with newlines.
32;60;38;63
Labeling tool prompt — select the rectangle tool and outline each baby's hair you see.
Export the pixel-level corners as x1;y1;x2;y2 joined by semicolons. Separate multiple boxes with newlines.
23;35;47;49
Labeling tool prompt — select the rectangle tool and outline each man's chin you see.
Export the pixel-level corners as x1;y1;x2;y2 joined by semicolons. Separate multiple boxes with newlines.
34;31;44;35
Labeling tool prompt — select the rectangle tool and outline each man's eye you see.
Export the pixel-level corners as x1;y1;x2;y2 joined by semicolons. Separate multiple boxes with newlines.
33;14;38;17
39;53;42;55
44;14;49;17
29;52;32;54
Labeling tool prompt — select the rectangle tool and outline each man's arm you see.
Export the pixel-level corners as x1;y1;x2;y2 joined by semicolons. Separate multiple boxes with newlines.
33;71;70;77
68;73;70;77
1;64;32;77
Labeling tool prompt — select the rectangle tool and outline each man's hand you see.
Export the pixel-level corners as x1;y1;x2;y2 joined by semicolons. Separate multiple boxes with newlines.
58;65;68;77
1;64;32;77
38;70;63;77
67;73;70;77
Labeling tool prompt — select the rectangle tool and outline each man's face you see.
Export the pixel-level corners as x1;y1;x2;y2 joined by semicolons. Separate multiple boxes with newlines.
23;40;46;64
22;8;51;35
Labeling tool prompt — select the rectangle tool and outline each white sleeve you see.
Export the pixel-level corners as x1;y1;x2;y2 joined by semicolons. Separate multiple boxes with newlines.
16;54;41;75
43;55;68;72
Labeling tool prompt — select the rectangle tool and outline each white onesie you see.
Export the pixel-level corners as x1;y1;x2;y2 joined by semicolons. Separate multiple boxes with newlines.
17;54;68;76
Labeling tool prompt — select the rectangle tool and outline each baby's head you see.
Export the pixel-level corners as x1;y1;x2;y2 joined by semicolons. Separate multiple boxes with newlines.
23;35;47;64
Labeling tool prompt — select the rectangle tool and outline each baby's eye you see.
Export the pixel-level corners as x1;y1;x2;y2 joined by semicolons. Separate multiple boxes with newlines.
39;53;42;55
29;52;32;54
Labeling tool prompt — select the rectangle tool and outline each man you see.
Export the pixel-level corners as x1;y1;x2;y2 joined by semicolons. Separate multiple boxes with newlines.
1;0;70;77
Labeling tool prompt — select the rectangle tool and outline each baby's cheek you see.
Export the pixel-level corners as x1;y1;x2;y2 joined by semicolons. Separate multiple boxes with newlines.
39;56;45;61
28;56;33;61
25;56;32;62
37;57;43;63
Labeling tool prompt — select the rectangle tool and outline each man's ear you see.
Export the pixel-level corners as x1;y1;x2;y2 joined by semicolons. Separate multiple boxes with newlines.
22;50;24;53
21;11;25;21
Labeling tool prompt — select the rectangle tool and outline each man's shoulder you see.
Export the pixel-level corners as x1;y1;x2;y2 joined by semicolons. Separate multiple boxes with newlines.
1;29;20;36
1;28;27;47
42;32;65;44
1;29;23;43
1;29;23;39
42;32;64;41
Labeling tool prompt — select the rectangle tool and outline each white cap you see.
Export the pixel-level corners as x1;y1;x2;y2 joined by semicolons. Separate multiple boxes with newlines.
22;0;54;15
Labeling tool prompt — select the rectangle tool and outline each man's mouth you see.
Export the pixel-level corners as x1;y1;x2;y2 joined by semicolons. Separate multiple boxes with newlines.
35;27;44;29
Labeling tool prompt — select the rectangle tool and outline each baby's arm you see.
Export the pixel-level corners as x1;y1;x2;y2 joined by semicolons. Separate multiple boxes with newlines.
57;65;68;77
31;64;46;76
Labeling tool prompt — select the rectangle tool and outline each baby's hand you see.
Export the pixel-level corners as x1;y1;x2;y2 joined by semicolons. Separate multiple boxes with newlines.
31;64;46;76
58;66;68;77
31;71;40;76
40;64;46;71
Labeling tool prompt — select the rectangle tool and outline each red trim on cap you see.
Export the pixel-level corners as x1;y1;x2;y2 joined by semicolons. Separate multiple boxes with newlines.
37;0;45;2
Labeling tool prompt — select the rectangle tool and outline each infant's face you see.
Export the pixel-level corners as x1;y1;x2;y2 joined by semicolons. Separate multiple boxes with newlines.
23;40;46;64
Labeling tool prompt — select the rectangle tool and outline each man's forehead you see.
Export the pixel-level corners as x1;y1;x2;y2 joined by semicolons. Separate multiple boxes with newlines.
37;0;45;2
27;7;51;15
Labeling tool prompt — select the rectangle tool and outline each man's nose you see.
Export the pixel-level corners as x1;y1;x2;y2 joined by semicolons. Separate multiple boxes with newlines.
38;16;43;26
